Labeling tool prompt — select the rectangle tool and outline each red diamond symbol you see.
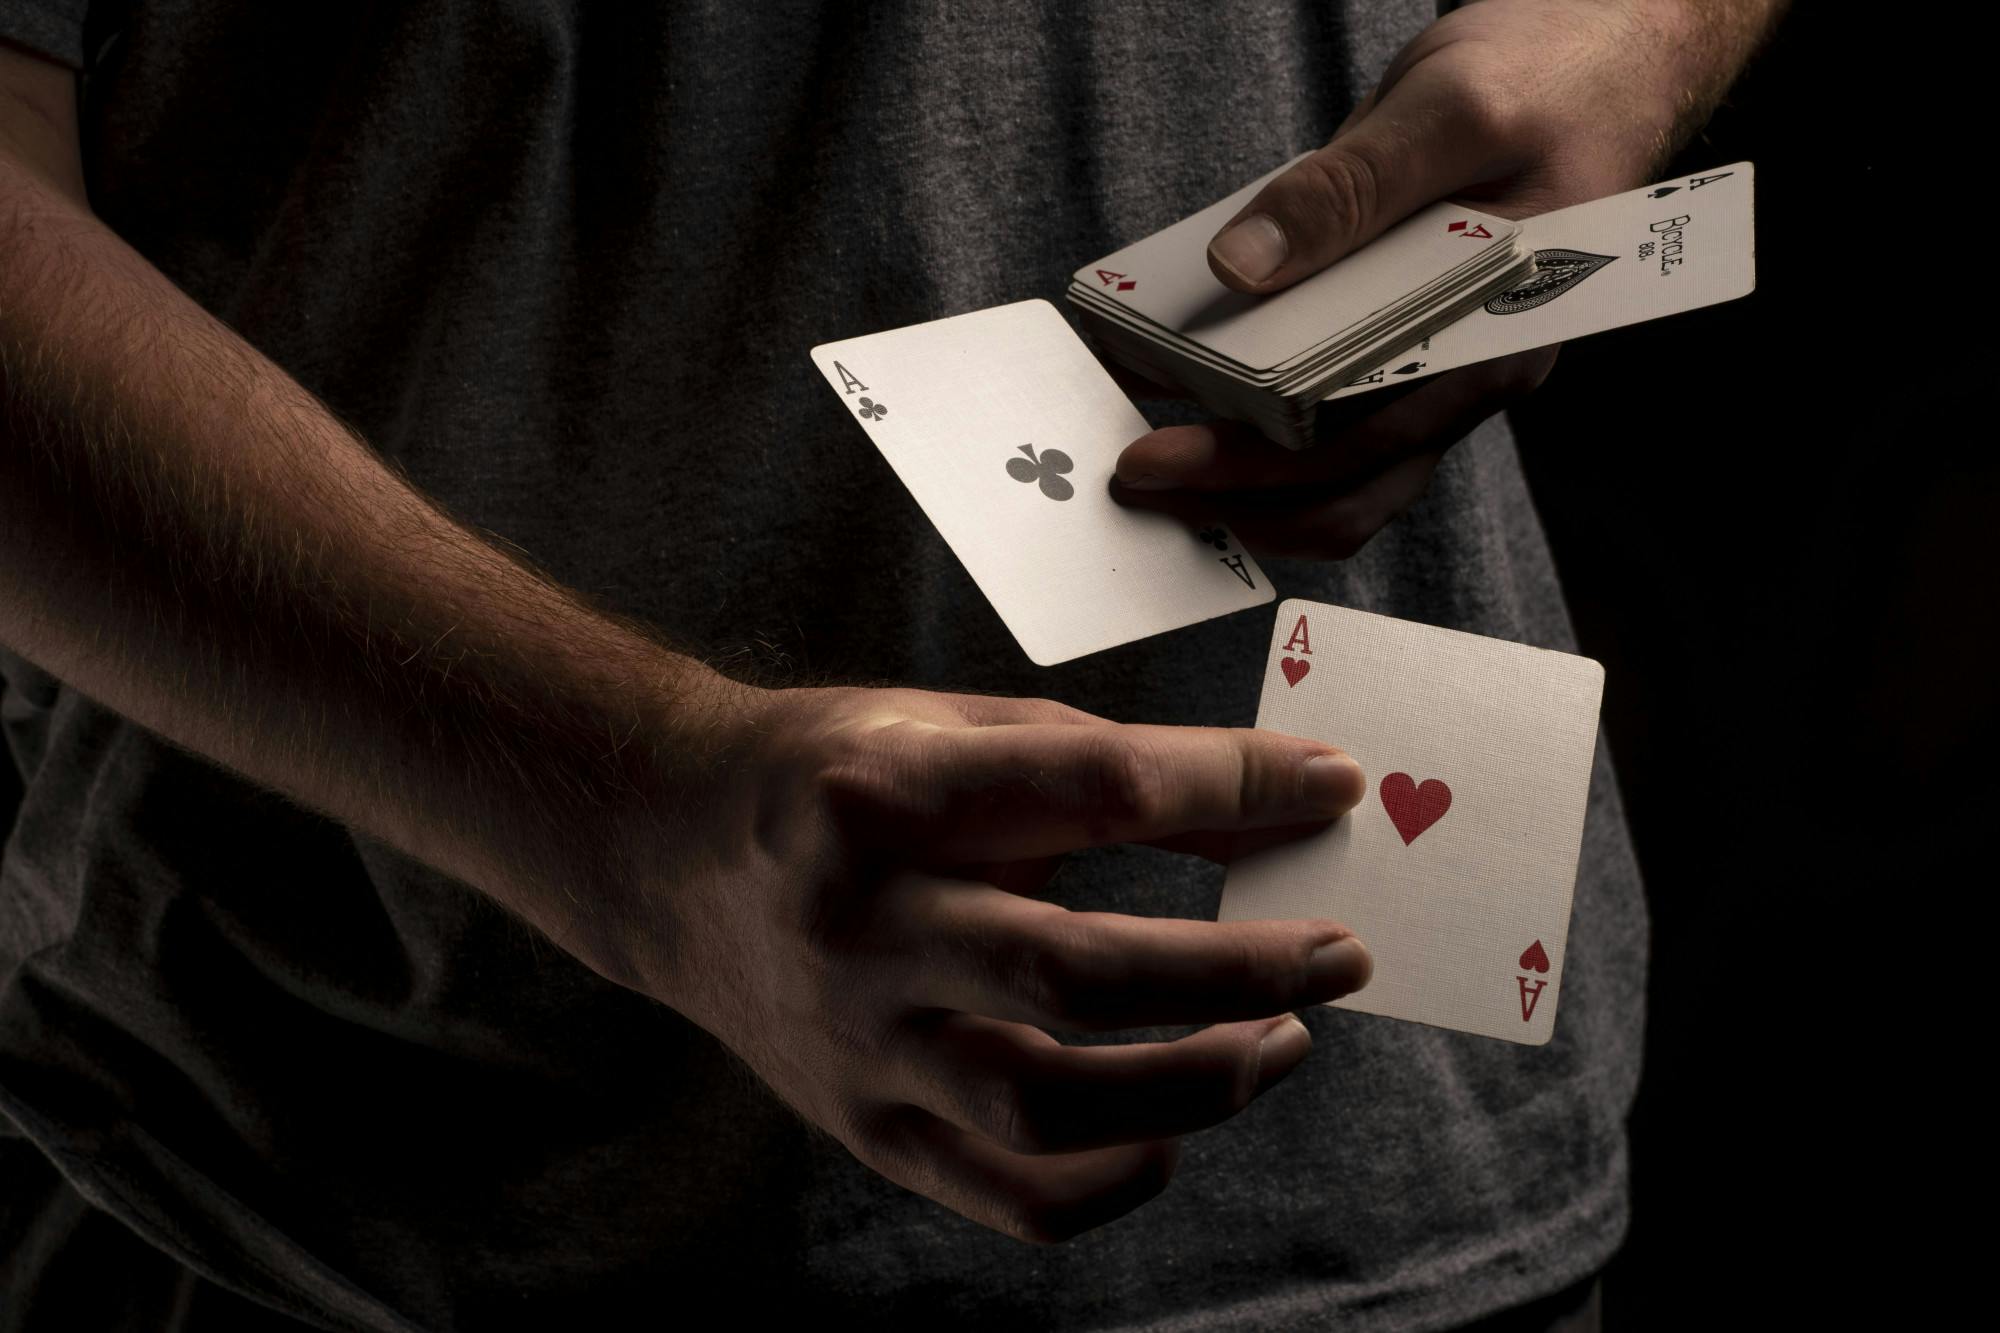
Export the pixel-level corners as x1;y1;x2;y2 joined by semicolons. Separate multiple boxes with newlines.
1116;280;1136;291
1447;220;1467;232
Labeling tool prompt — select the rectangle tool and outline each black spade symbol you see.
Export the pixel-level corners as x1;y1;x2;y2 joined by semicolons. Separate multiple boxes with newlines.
1485;249;1618;316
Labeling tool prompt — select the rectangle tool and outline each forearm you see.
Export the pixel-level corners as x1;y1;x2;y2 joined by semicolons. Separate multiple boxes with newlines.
1652;0;1790;157
0;147;733;961
1438;0;1788;174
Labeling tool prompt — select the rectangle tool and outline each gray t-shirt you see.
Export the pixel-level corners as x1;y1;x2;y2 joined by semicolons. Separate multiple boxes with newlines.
0;3;1647;1329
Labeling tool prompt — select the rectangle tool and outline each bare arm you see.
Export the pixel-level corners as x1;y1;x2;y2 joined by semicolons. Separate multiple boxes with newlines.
0;40;725;958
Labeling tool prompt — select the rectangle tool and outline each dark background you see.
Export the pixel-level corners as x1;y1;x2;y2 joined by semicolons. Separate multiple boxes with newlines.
1510;7;1978;1324
0;6;1977;1326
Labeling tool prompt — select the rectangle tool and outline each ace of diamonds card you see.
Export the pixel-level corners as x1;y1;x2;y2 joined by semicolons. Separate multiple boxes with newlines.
1219;600;1604;1044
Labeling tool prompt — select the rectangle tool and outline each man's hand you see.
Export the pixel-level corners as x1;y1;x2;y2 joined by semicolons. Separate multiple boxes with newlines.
1113;0;1785;558
570;682;1373;1245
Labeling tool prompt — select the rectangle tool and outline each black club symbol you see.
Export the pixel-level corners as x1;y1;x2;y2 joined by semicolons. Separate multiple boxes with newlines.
857;397;888;420
1005;443;1074;501
1197;527;1230;551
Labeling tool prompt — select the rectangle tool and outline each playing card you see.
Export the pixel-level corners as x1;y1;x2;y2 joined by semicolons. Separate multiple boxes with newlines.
1328;163;1756;399
1218;599;1604;1044
809;300;1273;666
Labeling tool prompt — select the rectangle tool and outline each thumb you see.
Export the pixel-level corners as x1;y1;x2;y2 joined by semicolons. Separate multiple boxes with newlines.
1206;68;1514;294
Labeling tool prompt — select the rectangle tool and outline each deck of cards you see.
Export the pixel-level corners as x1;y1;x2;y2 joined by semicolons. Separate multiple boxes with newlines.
1067;156;1535;448
1069;159;1756;445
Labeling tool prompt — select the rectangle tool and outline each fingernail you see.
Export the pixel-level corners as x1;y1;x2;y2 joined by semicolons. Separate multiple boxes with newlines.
1255;1013;1312;1092
1307;936;1372;998
1210;214;1287;284
1116;470;1172;491
1302;752;1364;812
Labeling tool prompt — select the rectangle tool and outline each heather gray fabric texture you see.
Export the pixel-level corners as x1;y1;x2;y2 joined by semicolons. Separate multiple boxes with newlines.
0;3;1648;1329
0;0;79;66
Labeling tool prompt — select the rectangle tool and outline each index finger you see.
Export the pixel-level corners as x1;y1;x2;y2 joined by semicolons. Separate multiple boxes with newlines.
832;718;1365;863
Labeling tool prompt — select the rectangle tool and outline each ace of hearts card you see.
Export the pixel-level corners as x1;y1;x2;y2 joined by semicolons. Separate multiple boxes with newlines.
1219;599;1605;1044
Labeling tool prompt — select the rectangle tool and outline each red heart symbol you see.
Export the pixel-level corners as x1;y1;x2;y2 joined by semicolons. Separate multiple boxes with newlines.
1380;772;1451;844
1279;657;1310;687
1519;940;1550;973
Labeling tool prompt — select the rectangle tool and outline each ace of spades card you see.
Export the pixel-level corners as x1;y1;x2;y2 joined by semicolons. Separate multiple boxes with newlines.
1327;162;1757;400
809;300;1272;665
1219;600;1604;1044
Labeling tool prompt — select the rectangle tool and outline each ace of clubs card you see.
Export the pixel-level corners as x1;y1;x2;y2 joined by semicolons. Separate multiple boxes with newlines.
810;300;1272;665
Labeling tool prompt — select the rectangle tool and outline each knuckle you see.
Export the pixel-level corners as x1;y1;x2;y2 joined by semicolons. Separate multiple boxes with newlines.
1086;734;1168;832
813;740;895;817
1296;147;1380;243
1227;1039;1267;1110
1013;915;1119;1028
1189;1039;1262;1118
980;1074;1049;1155
811;722;933;831
1031;930;1091;1024
826;1097;893;1156
1228;733;1270;817
1022;695;1097;726
841;1104;957;1203
1448;81;1529;150
995;918;1069;1022
1225;935;1294;1014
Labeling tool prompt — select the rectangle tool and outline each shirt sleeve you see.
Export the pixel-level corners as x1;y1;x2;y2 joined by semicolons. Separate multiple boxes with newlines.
0;0;88;69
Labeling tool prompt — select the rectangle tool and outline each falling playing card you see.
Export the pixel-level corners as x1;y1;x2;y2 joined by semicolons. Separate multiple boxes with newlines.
1219;600;1604;1044
1328;163;1756;398
809;300;1273;665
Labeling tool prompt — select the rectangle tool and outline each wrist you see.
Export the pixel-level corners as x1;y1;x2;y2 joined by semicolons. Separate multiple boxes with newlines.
469;642;773;995
1626;0;1784;94
1521;0;1779;180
